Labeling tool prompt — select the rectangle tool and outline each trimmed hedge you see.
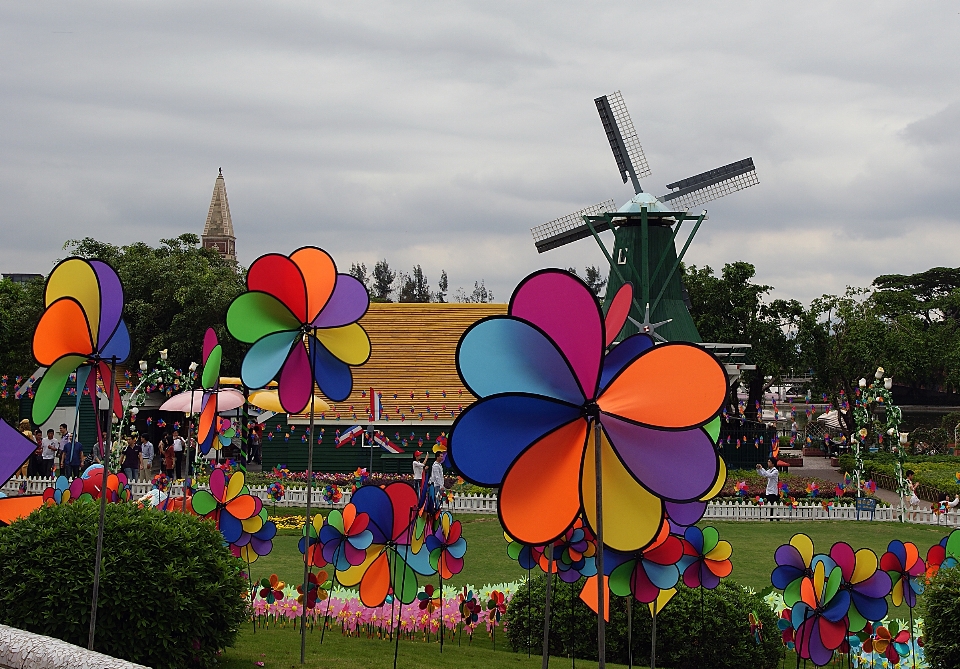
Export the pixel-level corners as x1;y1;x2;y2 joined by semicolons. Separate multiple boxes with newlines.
841;454;960;498
920;563;960;668
505;575;781;669
0;502;247;669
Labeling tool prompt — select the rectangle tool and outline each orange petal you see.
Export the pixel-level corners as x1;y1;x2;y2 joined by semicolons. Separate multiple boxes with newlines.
499;419;586;545
342;504;357;533
225;495;258;520
598;343;726;428
359;551;391;608
33;299;94;365
291;247;337;323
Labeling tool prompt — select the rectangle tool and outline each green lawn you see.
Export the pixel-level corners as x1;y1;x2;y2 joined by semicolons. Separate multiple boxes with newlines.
228;517;950;668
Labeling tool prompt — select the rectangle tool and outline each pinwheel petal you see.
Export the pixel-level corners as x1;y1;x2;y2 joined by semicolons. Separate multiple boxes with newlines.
384;482;419;544
202;345;222;390
225;470;246;501
441;553;464;579
44;258;100;341
290;246;337;322
32;356;86;425
219;512;244;544
683;527;705;555
209;469;227;502
278;341;312;414
308;336;353;402
457;318;585;404
701;526;720;554
608;562;634;597
706;541;733;564
601;415;720;501
90;260;124;348
312;274;369;328
447;537;467;560
350;529;374;551
241;330;299;389
99;319;130;362
228;291;302;344
33;298;94;365
819;614;849;649
510;270;604;399
344;542;367;566
851;590;888;623
791;534;815;569
804;622;833;666
449;394;581;487
225;495;260;521
882;540;907;571
247;254;309;323
583;427;664;552
386;551;420;605
598;343;726;428
198;394;218;455
603;283;633;347
499;419;586;545
313;323;370;366
599;333;655;390
630;565;660;604
350;486;392;543
644;561;680;590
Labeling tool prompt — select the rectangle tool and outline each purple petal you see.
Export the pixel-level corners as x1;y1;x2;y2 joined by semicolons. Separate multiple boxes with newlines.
90;260;124;348
775;544;806;570
312;275;369;328
510;270;603;400
601;414;719;501
250;537;273;556
665;500;706;527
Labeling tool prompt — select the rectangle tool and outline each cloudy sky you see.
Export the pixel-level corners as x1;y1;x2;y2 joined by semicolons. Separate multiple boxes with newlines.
2;1;958;305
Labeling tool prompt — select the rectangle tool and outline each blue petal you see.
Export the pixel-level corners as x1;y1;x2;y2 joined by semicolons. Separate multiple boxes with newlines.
242;331;298;389
220;512;243;544
851;592;887;622
99;319;130;363
821;590;851;623
683;526;704;555
309;335;353;402
448;394;582;487
599;333;654;389
458;317;585;404
397;544;436;576
644;561;680;590
350;529;374;551
447;537;467;560
350;486;393;544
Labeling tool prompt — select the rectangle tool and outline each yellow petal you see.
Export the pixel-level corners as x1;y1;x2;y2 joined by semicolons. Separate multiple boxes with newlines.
852;549;877;585
45;258;100;345
226;471;246;502
338;546;380;587
314;323;371;365
699;457;727;501
706;540;732;562
791;533;814;568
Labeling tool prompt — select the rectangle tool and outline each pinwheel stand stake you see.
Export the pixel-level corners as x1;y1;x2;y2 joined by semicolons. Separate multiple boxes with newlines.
593;418;606;668
89;358;118;650
393;505;416;669
541;551;555;669
299;391;317;664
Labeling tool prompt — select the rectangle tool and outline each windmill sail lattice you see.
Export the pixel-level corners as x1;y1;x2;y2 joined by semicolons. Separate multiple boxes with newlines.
659;158;758;211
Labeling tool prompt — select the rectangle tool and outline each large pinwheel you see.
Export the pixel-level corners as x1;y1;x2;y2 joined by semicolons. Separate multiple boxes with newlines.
449;269;727;552
226;246;371;411
827;542;890;633
926;529;960;580
771;533;816;607
506;533;543;571
426;511;467;579
190;469;263;544
32;257;130;426
880;540;925;608
337;483;435;607
607;527;684;604
677;525;732;590
790;555;851;666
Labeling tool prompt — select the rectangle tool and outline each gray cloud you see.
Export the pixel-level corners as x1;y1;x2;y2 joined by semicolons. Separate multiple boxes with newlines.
1;0;958;306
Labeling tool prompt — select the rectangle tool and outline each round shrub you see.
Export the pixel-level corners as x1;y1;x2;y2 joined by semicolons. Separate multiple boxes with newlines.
0;502;247;669
505;574;781;669
920;564;960;668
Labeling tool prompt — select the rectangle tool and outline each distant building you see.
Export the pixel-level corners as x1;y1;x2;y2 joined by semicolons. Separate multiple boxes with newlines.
2;273;43;284
201;168;236;261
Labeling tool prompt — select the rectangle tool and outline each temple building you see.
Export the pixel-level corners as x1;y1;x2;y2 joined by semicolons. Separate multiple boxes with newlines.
201;168;236;261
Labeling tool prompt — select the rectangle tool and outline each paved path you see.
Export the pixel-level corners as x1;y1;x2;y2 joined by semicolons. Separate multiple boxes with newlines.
801;453;901;506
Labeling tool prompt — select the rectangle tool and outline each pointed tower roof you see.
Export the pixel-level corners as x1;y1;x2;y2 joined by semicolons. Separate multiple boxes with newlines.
201;168;236;261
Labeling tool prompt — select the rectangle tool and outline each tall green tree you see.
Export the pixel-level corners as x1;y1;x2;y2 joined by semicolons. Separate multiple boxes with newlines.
0;278;45;422
398;265;431;303
371;259;395;302
64;234;246;375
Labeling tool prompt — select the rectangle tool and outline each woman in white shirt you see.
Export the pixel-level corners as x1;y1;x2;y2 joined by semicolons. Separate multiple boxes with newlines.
756;458;780;504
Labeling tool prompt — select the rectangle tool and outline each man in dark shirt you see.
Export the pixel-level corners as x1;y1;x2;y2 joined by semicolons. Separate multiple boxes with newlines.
60;427;84;479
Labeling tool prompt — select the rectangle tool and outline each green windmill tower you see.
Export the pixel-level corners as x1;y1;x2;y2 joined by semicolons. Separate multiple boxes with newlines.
531;91;759;343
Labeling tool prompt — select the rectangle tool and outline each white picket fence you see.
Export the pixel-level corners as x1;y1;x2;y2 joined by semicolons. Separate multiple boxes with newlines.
5;476;960;526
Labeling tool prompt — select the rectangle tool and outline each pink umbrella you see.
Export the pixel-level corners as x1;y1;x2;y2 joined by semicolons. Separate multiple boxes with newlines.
158;389;245;413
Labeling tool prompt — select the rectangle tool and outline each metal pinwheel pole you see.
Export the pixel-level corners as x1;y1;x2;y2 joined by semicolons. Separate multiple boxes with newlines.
541;551;554;669
88;357;117;651
593;417;606;669
182;379;197;511
300;389;317;664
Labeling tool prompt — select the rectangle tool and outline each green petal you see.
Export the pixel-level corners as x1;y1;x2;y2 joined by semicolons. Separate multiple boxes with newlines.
327;510;344;534
387;551;419;604
702;526;719;554
32;356;86;425
190;490;218;516
703;416;721;444
429;548;441;571
783;578;802;607
824;565;843;603
847;606;867;633
202;345;222;389
506;542;522;560
947;530;960;562
609;562;634;597
227;292;301;343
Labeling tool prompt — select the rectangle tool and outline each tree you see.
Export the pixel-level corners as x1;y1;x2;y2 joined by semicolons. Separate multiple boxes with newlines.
583;266;607;298
349;262;369;289
454;280;494;303
684;261;805;421
64;234;246;375
371;259;395;302
436;270;448;303
0;277;45;422
398;265;431;303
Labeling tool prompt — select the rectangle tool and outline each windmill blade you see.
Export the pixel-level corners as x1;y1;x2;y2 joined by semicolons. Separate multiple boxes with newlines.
659;157;758;211
531;200;617;253
596;91;651;194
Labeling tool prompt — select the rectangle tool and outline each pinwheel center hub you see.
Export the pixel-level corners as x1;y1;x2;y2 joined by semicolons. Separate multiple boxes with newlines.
582;402;601;420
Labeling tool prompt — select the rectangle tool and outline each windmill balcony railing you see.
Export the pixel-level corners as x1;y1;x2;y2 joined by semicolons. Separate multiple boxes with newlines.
5;477;960;526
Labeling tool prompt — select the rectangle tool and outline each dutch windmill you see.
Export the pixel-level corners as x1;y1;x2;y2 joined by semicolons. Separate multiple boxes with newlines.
531;91;759;343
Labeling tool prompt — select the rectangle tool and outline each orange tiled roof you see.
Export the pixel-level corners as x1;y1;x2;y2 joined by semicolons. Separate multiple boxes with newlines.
295;302;506;424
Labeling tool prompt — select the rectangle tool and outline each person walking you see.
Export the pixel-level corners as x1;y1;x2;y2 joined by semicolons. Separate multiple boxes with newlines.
428;451;446;512
28;428;44;477
172;430;185;479
41;429;59;478
121;436;141;481
161;435;175;478
139;434;154;476
60;430;84;479
906;470;921;521
16;419;33;477
757;458;780;520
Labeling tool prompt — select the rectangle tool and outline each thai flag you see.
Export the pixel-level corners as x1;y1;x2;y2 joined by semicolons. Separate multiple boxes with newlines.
369;388;382;421
335;425;363;448
372;431;404;454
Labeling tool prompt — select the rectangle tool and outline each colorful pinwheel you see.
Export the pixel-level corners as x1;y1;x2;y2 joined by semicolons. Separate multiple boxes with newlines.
449;269;727;552
827;542;890;632
926;529;960;580
31;258;129;425
197;328;225;455
487;591;506;622
335;482;435;607
417;584;440;613
771;533;816;607
318;505;374;571
298;515;327;568
425;511;467;579
151;473;169;492
880;540;925;608
677;525;732;590
259;575;286;604
458;588;481;625
189;469;263;544
231;508;277;563
267;482;285;502
735;481;749;497
789;555;851;666
321;484;342;504
540;517;597;583
297;570;331;609
607;526;684;604
226;247;371;412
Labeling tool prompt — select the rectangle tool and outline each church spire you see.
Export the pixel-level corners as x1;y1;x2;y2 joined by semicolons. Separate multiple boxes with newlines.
202;169;236;261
